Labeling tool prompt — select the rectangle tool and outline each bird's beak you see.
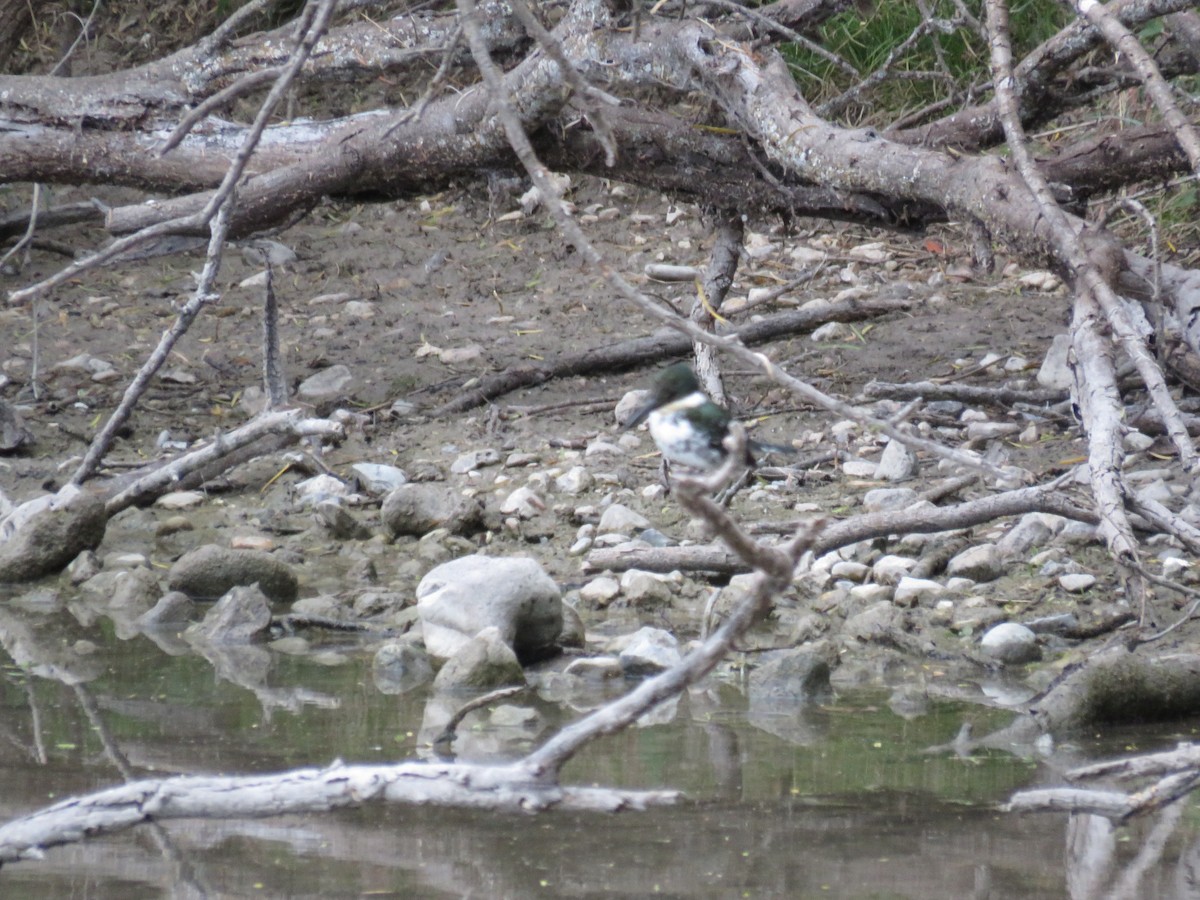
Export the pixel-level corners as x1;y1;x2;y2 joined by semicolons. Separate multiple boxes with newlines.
622;395;657;431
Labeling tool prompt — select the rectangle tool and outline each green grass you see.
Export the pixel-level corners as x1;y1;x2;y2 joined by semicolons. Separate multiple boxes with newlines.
783;0;1071;123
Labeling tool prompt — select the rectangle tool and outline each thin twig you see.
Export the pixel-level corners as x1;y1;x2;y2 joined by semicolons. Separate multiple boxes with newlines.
261;260;287;408
704;0;859;79
161;67;286;154
987;0;1195;472
985;0;1158;614
509;0;618;165
434;686;527;748
0;184;41;273
47;0;102;77
200;0;279;54
820;15;957;118
382;26;464;139
68;0;340;486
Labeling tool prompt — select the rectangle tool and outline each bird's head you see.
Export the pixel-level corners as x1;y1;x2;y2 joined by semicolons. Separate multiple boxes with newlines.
624;362;701;429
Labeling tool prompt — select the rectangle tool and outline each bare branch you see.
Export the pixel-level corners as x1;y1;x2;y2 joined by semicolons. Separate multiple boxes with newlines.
1074;0;1200;175
0;760;680;863
67;0;341;485
690;212;744;405
584;480;1097;575
102;410;344;516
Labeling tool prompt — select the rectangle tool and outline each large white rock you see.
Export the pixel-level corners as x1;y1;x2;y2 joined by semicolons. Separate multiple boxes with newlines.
893;575;945;606
981;622;1041;664
598;503;650;534
417;555;563;662
618;627;681;675
1037;333;1073;389
875;439;917;481
946;543;1003;582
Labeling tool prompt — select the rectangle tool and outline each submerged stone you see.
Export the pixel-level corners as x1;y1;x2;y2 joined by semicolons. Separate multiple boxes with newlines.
618;627;680;675
168;544;298;603
185;584;272;644
432;627;526;692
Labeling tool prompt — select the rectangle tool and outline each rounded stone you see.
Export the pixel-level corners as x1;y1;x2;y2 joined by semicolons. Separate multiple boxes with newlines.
417;554;563;662
167;544;298;603
380;483;485;537
946;543;1003;583
0;487;107;583
1059;573;1096;593
980;622;1041;664
432;627;526;692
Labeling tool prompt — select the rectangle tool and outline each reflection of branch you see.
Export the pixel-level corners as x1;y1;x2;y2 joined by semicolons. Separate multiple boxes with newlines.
523;428;824;777
0;184;40;273
72;684;211;898
0;370;822;865
73;685;134;779
1006;769;1200;821
1105;802;1185;900
1008;724;1200;820
186;641;341;717
435;686;526;748
25;681;45;766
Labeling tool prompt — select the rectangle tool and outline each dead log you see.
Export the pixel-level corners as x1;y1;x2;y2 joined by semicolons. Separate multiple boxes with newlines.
430;293;912;415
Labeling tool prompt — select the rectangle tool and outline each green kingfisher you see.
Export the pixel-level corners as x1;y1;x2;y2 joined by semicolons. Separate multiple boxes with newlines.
625;362;789;472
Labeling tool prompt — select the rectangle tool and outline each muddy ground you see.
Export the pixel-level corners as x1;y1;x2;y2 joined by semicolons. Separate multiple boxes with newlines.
0;176;1177;698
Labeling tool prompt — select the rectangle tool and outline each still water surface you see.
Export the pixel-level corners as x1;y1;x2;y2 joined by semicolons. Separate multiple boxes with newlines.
0;616;1196;898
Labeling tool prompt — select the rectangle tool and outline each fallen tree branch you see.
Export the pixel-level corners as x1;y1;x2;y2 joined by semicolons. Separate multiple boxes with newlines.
584;481;1097;574
1006;769;1200;820
1075;0;1200;175
894;0;1199;151
1068;741;1200;782
690;211;743;405
862;380;1067;406
101;410;344;516
0;760;681;864
430;293;913;415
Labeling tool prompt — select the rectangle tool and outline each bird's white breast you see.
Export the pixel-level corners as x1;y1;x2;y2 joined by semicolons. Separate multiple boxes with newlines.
647;392;724;470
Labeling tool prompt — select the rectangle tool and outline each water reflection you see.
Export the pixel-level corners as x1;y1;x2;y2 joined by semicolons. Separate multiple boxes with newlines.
0;598;1198;898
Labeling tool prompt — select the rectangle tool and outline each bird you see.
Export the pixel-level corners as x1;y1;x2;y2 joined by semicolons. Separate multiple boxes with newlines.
624;362;791;473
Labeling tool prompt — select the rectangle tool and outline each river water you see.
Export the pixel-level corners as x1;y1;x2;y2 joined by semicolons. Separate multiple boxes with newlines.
0;609;1196;898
